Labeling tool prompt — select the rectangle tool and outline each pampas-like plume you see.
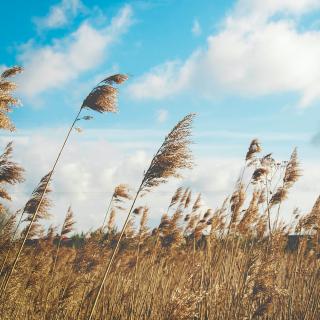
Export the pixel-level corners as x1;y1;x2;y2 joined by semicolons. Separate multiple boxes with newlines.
102;184;132;229
82;74;128;113
140;113;194;192
246;139;262;162
180;188;189;207
61;206;75;237
0;66;23;131
238;190;260;235
191;193;201;212
184;189;192;209
252;167;268;184
0;142;24;205
229;183;246;231
23;172;52;223
270;148;301;206
168;187;184;210
1;74;127;296
87;113;195;319
1;66;23;79
138;207;149;237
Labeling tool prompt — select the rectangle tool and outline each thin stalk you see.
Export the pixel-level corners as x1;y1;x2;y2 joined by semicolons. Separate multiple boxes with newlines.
87;182;143;320
101;195;114;230
264;174;273;245
0;209;24;287
129;235;143;320
1;107;82;296
43;234;63;318
87;128;170;319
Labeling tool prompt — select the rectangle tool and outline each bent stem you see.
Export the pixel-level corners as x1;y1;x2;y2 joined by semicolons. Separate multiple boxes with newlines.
1;108;82;296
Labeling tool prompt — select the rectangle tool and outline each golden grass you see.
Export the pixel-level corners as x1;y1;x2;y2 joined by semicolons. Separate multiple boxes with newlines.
0;66;319;319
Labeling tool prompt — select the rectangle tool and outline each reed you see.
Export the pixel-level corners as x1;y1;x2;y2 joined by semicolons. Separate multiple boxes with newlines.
87;113;195;319
0;74;128;296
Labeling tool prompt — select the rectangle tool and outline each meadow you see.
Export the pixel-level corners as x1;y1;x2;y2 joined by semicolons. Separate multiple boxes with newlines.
0;66;319;319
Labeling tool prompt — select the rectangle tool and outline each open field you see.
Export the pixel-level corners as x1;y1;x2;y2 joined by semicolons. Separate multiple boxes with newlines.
0;62;319;320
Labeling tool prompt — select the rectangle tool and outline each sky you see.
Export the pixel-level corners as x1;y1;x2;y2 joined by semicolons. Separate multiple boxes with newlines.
1;0;320;231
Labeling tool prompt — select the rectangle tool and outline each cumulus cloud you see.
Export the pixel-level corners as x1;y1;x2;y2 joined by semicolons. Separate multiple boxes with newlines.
128;0;320;107
17;5;133;99
1;127;319;231
192;19;202;36
33;0;85;31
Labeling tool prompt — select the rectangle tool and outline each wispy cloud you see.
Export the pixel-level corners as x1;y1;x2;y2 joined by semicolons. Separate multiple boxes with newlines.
191;18;202;36
33;0;85;31
17;5;133;100
128;0;320;108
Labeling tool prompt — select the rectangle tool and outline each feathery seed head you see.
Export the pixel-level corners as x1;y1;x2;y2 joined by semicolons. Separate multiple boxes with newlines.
141;113;195;192
1;66;23;79
81;74;128;113
246;139;262;161
61;206;75;236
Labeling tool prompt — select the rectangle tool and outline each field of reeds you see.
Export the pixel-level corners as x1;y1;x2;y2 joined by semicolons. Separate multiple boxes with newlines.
0;66;319;319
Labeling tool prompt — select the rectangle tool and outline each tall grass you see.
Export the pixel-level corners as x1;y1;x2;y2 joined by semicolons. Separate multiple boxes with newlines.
0;66;319;319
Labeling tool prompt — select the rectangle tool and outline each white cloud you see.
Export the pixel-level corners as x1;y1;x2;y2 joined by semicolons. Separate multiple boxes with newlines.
2;127;320;231
234;0;320;19
34;0;85;31
127;59;194;99
128;0;320;107
311;130;320;146
192;19;202;36
18;5;133;99
156;109;168;123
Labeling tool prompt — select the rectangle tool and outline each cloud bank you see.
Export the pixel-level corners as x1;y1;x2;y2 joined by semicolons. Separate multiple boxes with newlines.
17;5;133;100
1;127;319;231
128;0;320;108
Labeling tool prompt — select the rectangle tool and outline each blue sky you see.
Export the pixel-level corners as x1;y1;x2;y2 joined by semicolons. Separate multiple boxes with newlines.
1;0;320;229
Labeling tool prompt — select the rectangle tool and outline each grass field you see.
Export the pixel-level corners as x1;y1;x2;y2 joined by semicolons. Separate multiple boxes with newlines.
0;66;319;319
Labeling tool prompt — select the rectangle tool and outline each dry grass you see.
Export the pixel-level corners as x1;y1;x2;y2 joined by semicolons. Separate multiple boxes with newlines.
0;66;319;319
0;138;319;319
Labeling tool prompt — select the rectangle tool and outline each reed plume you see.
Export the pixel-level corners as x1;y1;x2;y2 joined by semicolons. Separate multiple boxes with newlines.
246;139;262;162
269;148;301;232
192;193;201;212
87;113;195;319
184;189;192;209
0;142;24;210
229;183;245;231
168;186;184;211
102;184;132;229
270;148;301;206
0;66;23;131
238;190;260;235
1;74;128;296
180;188;189;207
